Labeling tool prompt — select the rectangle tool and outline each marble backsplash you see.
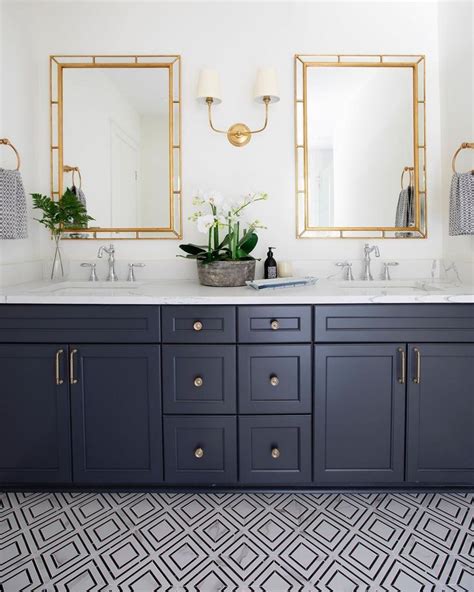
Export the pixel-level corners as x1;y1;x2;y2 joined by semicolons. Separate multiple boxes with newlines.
53;257;474;286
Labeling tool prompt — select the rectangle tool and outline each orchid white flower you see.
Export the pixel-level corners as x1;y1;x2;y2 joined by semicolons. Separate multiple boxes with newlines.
204;191;224;208
196;214;217;234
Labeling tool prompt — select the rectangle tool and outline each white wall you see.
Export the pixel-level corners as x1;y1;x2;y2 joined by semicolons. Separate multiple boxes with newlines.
438;0;474;266
0;0;468;283
0;1;43;285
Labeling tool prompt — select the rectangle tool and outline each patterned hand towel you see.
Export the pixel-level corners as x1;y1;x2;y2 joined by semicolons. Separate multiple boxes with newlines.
71;184;87;210
449;172;474;235
395;185;415;237
0;168;28;239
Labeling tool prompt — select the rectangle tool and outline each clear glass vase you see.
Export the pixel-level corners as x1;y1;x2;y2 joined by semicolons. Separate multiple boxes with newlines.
50;234;64;280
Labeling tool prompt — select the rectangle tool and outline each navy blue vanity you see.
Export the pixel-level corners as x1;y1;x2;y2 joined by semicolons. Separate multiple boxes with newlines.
0;304;472;489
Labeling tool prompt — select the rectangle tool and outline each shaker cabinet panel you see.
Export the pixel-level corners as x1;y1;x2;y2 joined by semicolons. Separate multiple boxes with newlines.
70;345;162;484
238;306;312;343
0;305;160;343
162;345;236;413
164;416;237;484
314;304;474;343
238;345;311;413
406;344;474;485
239;415;312;484
0;344;71;484
314;344;406;484
162;306;236;343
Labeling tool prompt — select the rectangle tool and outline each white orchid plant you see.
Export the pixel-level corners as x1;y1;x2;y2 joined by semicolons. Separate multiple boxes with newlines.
179;190;268;264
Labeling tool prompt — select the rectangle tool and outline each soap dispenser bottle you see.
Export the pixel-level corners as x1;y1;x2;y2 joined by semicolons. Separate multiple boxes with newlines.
264;247;277;279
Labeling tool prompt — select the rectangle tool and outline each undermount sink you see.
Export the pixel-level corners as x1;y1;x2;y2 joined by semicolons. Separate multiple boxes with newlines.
336;280;421;290
29;281;142;295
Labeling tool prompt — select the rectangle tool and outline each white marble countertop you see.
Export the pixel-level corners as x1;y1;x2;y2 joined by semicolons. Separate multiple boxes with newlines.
0;278;473;304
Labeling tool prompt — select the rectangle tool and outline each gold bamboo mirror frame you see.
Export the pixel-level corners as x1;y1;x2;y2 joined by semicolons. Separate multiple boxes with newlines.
50;55;182;239
295;54;427;239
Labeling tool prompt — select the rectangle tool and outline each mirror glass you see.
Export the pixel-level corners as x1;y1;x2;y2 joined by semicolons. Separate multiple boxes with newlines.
51;56;182;239
296;56;426;238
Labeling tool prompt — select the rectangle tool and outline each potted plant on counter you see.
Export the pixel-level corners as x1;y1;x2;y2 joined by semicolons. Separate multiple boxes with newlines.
179;191;268;287
32;189;94;280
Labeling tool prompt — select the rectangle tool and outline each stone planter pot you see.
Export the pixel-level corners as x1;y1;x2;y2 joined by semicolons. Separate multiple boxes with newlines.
197;260;256;287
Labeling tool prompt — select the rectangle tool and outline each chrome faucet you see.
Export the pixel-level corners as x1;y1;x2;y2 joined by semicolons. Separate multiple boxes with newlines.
97;244;118;281
362;243;380;281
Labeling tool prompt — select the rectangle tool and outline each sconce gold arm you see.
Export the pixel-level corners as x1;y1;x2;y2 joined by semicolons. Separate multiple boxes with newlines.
206;96;272;147
206;98;228;134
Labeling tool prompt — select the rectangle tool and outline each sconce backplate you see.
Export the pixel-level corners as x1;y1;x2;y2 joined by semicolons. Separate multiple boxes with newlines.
227;123;251;147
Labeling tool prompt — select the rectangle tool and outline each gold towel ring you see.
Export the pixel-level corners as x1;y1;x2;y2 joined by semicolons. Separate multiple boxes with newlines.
401;166;414;190
63;165;82;189
0;138;20;170
452;142;474;174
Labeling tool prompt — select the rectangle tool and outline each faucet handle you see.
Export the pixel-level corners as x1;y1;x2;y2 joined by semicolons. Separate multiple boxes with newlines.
382;261;399;281
81;262;99;282
335;261;354;281
127;263;145;282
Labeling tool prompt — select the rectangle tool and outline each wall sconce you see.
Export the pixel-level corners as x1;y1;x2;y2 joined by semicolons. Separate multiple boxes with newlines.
197;68;280;147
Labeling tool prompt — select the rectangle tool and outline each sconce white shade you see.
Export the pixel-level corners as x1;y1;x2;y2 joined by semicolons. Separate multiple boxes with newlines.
254;68;280;103
196;68;222;104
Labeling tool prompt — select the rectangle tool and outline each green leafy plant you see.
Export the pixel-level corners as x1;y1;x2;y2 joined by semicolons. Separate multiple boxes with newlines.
179;191;268;264
32;188;94;236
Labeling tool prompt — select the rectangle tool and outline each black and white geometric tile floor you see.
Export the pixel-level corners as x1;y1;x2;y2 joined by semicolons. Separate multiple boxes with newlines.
0;491;472;591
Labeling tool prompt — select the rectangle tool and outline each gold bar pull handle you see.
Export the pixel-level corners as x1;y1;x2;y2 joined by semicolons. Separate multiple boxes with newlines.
70;349;78;385
413;347;421;384
55;349;64;385
397;347;406;384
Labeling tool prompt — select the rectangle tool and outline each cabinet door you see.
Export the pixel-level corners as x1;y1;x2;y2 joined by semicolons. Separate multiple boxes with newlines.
239;415;312;484
164;416;237;484
407;344;474;484
70;345;162;484
314;344;406;484
0;344;71;483
162;345;236;414
238;345;311;414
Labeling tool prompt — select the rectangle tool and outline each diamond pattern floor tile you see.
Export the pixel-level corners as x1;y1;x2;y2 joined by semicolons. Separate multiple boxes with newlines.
0;491;471;591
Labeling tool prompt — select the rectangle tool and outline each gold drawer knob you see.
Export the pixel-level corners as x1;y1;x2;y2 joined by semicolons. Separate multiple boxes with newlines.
193;321;203;332
270;375;279;386
194;376;203;388
271;447;280;459
270;319;280;330
194;447;204;459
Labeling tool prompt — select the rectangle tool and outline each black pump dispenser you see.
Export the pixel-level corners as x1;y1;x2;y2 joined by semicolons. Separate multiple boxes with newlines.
264;247;277;279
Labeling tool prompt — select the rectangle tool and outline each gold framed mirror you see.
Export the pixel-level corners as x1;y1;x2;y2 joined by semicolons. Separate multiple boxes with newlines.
50;55;182;239
295;54;426;238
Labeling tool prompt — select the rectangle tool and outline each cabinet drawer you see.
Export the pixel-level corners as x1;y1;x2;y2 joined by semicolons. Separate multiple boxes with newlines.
238;345;311;413
315;304;474;343
0;305;160;343
162;345;236;413
164;416;237;484
162;306;236;343
239;416;312;484
238;306;312;343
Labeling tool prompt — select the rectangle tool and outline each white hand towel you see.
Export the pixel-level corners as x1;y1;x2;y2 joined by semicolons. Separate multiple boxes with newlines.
449;172;474;235
0;168;28;239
